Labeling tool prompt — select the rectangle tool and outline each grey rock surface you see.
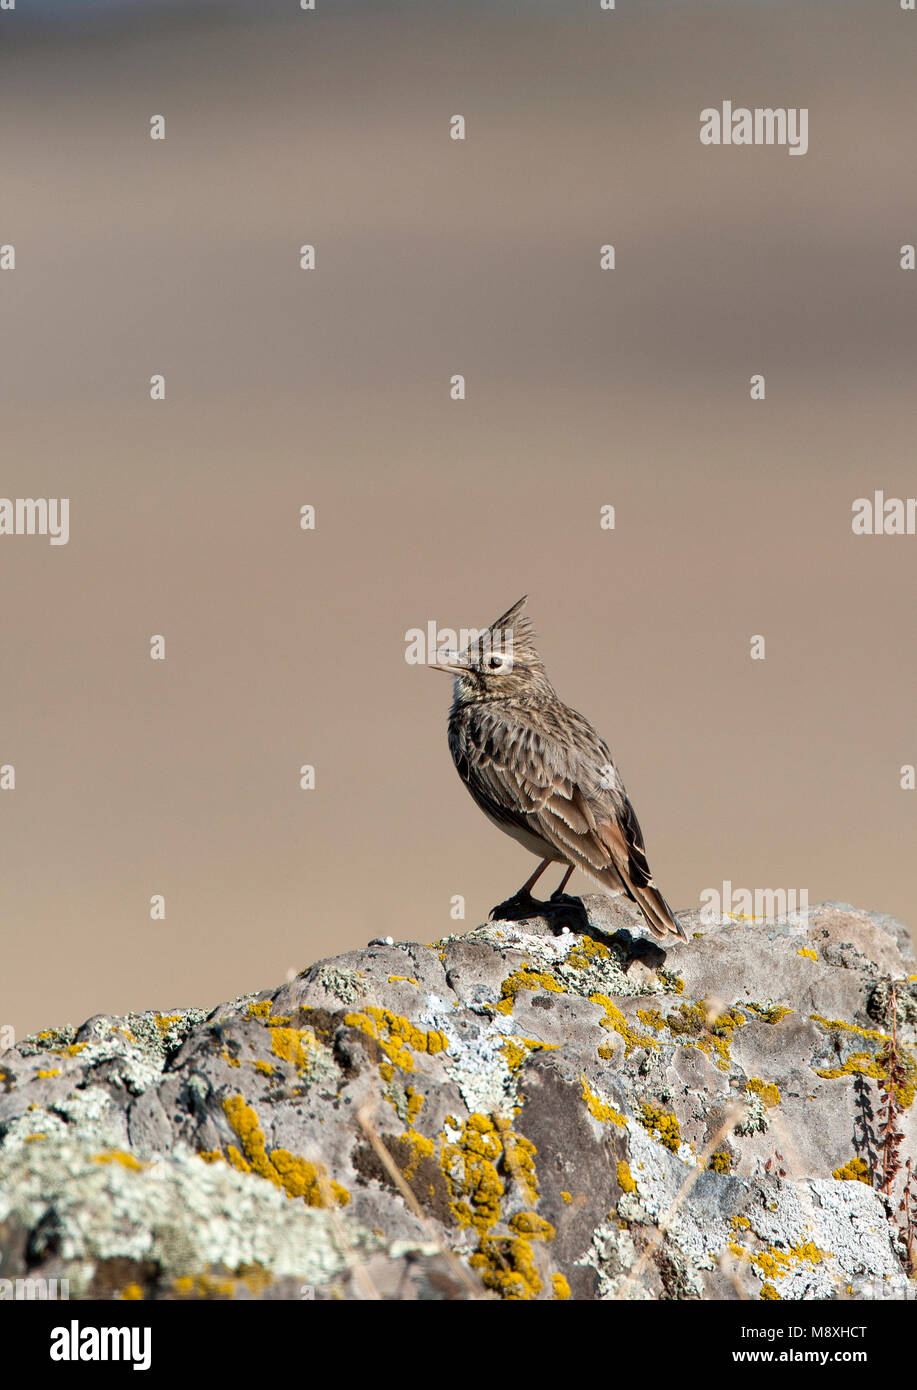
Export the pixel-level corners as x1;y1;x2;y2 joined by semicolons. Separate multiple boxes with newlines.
0;897;914;1300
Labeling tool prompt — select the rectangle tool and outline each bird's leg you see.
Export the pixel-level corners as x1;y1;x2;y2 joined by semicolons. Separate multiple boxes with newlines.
519;858;553;896
549;864;575;900
489;857;552;921
546;862;590;935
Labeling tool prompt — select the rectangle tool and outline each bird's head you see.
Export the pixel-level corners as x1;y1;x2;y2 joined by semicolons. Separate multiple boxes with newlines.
428;596;553;702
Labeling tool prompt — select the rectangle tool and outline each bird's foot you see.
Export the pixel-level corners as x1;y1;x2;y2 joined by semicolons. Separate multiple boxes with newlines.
489;891;544;923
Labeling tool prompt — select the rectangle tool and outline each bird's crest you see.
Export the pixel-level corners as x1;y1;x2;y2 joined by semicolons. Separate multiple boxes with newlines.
469;595;540;669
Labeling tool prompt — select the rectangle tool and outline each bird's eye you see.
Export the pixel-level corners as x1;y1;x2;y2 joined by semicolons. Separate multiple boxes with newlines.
488;654;504;670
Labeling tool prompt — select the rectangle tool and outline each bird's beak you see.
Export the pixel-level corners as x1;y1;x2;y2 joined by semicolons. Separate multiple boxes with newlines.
428;649;468;674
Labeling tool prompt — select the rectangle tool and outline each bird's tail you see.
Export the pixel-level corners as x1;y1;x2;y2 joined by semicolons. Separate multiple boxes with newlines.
580;861;687;941
629;881;687;942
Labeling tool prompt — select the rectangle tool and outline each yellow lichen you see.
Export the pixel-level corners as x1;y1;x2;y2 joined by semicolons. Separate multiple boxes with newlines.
797;947;818;961
397;1128;435;1180
810;1014;888;1042
440;1114;506;1233
729;1237;827;1281
388;975;419;987
270;1148;350;1207
832;1157;871;1183
639;1101;681;1154
509;1211;555;1239
664;999;746;1071
581;1076;627;1127
220;1050;241;1069
121;1283;143;1300
469;1234;542;1300
36;1069;60;1079
92;1150;146;1171
247;1000;292;1026
746;1003;793;1025
745;1077;781;1108
493;1114;539;1208
440;1113;538;1234
814;1044;916;1110
708;1151;732;1174
495;966;565;1015
815;1052;885;1082
222;1094;276;1181
590;994;660;1056
467;1207;556;1303
172;1273;236;1299
237;1265;273;1296
636;1008;665;1031
405;1085;424;1126
501;1036;558;1072
809;1020;917;1110
552;1273;572;1300
384;1082;426;1134
564;937;612;970
616;1159;637;1193
760;1282;781;1300
221;1093;349;1207
881;1048;917;1109
154;1013;183;1034
269;1026;322;1073
561;1191;572;1204
343;1006;448;1070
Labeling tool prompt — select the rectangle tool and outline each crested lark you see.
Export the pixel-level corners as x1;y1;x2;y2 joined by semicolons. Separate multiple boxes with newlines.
429;596;686;941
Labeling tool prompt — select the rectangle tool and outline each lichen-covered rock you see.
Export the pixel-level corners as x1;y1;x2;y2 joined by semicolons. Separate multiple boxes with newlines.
0;899;914;1300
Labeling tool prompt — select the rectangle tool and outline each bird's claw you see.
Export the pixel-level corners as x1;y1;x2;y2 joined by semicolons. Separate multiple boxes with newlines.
489;891;541;922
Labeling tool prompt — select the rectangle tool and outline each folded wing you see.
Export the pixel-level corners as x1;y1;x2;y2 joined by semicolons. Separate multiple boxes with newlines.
454;712;685;941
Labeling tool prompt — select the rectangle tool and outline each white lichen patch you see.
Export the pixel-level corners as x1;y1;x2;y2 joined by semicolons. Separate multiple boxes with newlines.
577;1219;648;1300
2;1086;129;1156
416;994;520;1113
733;1091;768;1135
733;1178;911;1300
0;1137;376;1294
23;1020;167;1097
306;965;366;1005
127;1009;207;1063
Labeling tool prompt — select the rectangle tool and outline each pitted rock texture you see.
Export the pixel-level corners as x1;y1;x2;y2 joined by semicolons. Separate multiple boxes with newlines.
0;897;914;1300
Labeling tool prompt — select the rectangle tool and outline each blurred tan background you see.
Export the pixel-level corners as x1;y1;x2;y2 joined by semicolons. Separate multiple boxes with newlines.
1;0;915;1039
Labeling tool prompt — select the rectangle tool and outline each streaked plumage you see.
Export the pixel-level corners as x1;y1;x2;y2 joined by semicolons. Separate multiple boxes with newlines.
429;596;685;942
